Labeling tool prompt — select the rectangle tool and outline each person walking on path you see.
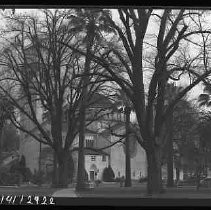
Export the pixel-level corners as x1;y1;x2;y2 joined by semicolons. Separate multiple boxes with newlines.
196;164;202;191
120;176;125;187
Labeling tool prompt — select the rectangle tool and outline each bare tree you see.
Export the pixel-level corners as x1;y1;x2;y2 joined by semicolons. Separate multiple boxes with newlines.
67;8;115;190
0;94;14;158
62;9;211;194
0;9;113;187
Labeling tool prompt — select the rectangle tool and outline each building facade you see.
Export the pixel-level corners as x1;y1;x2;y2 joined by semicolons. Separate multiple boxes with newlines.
18;93;148;182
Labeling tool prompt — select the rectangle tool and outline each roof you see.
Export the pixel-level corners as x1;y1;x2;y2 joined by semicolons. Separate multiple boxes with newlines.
84;148;109;156
22;93;122;139
87;93;113;108
73;147;109;156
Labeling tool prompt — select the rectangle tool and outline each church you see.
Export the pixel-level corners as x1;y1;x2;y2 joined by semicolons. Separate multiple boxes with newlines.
18;93;148;183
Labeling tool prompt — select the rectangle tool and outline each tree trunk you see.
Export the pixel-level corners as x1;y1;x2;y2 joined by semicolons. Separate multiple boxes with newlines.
52;150;73;188
176;167;180;183
75;104;86;191
76;21;95;191
125;107;131;187
167;138;174;187
52;151;58;186
57;155;69;187
0;123;4;160
146;145;163;194
167;112;174;187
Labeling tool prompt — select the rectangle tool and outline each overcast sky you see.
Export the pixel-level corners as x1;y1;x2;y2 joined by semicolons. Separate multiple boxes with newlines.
0;8;208;105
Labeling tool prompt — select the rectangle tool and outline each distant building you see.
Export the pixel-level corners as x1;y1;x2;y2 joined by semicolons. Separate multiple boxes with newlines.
18;90;148;182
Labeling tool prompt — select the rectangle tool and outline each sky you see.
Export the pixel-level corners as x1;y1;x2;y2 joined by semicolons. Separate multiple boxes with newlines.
111;9;208;103
0;8;209;106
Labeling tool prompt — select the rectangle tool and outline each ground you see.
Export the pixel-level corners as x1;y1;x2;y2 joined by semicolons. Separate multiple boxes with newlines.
1;180;211;199
53;181;211;198
0;186;61;196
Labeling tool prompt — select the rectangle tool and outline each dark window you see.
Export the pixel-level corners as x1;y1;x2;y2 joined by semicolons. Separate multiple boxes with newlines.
42;109;48;121
102;155;106;162
86;139;94;148
91;155;96;161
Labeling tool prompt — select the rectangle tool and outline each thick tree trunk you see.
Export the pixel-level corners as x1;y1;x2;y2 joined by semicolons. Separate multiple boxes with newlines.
76;22;95;191
52;150;73;188
146;145;163;194
167;112;174;187
52;151;58;187
0;123;4;160
75;104;86;191
125;107;131;187
167;139;174;187
176;167;180;183
57;154;69;187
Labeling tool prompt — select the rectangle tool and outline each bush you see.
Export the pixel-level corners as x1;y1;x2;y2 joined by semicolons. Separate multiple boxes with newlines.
24;168;32;182
102;165;115;182
139;177;148;183
114;177;121;182
9;172;20;185
95;179;101;186
0;171;20;185
31;170;45;185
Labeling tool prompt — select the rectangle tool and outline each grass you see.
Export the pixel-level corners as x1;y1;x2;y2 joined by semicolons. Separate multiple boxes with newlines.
0;186;61;196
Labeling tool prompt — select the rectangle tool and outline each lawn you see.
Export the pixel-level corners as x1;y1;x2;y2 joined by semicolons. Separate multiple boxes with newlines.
0;186;60;196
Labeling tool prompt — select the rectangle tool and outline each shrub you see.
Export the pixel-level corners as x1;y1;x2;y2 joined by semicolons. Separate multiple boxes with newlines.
0;171;20;185
139;177;148;183
102;165;115;182
24;167;32;182
114;177;121;182
31;170;45;185
9;172;20;185
95;179;101;186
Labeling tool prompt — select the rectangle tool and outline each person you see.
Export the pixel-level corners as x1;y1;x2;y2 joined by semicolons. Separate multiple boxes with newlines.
120;176;125;187
196;167;201;191
19;155;26;182
95;179;100;187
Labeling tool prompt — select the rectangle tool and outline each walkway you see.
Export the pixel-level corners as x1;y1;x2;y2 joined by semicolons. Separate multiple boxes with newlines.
52;182;211;198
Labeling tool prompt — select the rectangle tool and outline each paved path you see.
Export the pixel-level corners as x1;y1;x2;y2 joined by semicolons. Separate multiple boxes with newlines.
52;182;211;198
52;188;77;197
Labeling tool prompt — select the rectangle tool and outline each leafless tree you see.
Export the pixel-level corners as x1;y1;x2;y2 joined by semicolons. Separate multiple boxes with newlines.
62;9;211;194
0;9;114;187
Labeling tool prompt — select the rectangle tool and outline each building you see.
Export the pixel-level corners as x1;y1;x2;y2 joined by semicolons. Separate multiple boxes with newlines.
18;92;147;183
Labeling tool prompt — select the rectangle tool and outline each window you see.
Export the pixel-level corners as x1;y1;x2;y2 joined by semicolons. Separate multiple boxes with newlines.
86;136;94;148
42;108;49;121
98;121;107;132
86;139;94;148
102;155;106;162
91;155;96;161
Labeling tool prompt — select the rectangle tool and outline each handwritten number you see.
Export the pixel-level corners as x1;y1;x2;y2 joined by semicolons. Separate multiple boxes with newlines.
49;197;55;205
6;196;13;204
26;195;33;205
41;196;47;205
12;196;16;205
34;196;39;205
0;196;4;204
19;195;24;204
